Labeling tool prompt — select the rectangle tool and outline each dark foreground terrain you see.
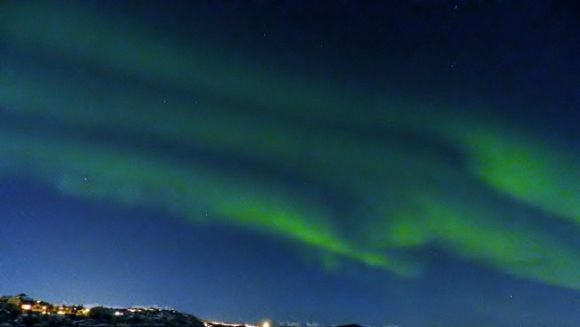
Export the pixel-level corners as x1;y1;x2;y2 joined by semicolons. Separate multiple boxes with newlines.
0;294;206;327
0;294;366;327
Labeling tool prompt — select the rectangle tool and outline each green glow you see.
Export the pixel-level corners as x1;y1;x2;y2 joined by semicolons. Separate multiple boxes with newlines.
421;198;580;289
0;1;385;127
0;128;416;275
0;56;446;196
432;116;580;225
1;0;579;291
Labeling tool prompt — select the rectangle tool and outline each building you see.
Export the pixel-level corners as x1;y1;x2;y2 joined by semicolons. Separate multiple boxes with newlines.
0;294;89;317
6;294;35;310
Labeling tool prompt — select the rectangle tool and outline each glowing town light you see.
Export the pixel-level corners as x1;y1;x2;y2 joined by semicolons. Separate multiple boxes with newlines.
260;320;272;327
114;311;124;317
21;304;32;311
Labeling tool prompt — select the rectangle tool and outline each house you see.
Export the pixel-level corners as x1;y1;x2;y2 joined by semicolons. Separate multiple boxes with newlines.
30;300;53;314
6;294;34;310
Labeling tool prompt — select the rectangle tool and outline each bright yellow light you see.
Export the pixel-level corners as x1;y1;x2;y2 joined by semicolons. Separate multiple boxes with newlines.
21;304;32;311
261;321;271;327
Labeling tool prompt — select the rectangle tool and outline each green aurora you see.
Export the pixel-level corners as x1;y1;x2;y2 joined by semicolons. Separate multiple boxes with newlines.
0;1;579;291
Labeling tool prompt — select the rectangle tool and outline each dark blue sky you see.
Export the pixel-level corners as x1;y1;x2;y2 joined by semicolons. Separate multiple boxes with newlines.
2;178;580;326
1;1;579;326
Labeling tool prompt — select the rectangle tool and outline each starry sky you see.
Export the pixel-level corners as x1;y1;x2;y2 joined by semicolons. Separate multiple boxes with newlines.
0;1;579;326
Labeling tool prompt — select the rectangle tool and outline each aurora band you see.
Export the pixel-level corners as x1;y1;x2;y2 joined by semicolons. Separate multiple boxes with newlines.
0;1;579;290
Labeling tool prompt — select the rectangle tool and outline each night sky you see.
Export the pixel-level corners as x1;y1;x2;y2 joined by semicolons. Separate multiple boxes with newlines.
1;1;579;326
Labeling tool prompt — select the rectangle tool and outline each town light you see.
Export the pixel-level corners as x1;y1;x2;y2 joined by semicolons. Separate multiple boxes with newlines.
21;304;32;311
